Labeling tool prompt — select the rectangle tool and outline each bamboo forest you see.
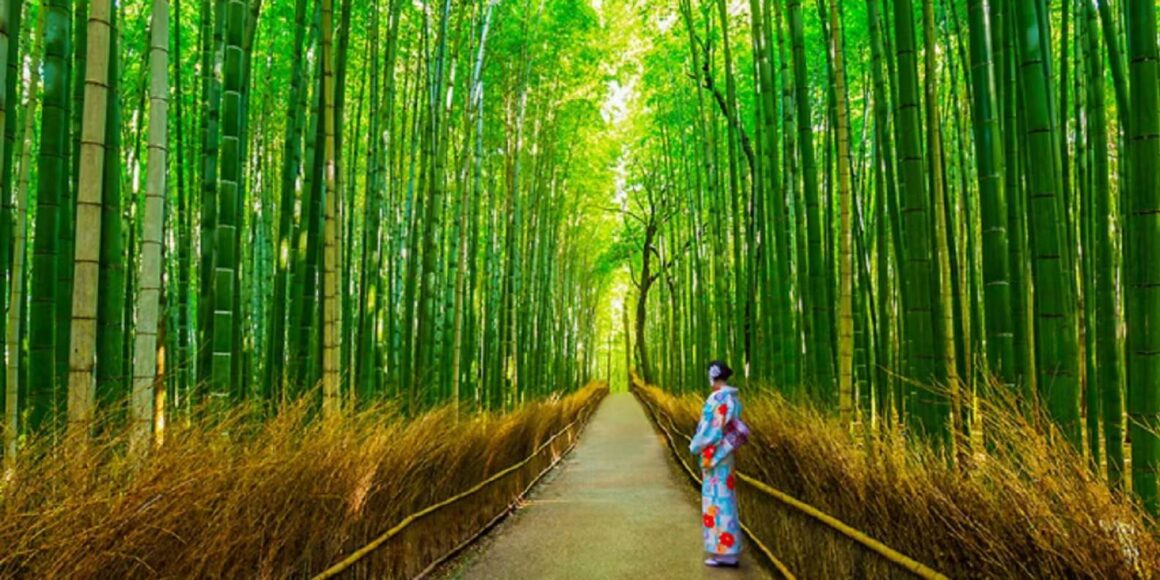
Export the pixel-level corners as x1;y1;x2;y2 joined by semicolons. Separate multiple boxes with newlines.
0;0;1159;576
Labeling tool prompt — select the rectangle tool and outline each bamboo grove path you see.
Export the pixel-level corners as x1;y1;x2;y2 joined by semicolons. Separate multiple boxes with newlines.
440;393;771;579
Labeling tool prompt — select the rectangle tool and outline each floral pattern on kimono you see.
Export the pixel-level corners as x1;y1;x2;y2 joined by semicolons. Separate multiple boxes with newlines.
689;386;743;558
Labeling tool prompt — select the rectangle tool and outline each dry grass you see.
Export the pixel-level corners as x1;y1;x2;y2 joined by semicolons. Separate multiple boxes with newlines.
0;383;607;579
635;381;1159;578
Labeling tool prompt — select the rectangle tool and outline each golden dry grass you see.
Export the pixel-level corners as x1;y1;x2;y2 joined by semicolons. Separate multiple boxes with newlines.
0;383;607;579
635;381;1159;579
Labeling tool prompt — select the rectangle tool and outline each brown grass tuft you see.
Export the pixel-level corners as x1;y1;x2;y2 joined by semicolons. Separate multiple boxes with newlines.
0;383;607;579
635;381;1158;578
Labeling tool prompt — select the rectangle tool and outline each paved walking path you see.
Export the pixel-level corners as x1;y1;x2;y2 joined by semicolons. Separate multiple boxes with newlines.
442;392;771;580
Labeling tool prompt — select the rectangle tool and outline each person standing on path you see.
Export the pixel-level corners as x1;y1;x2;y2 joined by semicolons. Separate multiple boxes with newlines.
689;360;746;568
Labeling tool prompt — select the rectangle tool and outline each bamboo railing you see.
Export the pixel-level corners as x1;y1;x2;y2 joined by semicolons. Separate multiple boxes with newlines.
632;383;947;580
313;391;605;579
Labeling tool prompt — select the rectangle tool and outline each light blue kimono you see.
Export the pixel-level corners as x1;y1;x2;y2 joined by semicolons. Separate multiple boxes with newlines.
689;386;743;559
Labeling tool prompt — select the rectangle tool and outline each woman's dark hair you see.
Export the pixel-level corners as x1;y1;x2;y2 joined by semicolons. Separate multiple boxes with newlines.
708;360;733;382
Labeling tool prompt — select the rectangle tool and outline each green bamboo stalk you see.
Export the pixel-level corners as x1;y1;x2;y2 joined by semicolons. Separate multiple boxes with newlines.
0;0;22;426
1083;0;1125;490
996;0;1036;401
96;5;124;410
1096;0;1130;139
196;0;223;395
893;0;946;441
355;0;384;405
320;0;340;418
131;0;170;449
1125;0;1160;514
4;6;37;463
1014;0;1083;448
57;0;83;397
828;0;854;425
1077;9;1098;472
266;0;308;404
788;0;833;395
66;0;115;429
211;0;245;399
29;0;72;432
173;0;190;413
412;0;453;406
923;0;960;451
966;0;1014;391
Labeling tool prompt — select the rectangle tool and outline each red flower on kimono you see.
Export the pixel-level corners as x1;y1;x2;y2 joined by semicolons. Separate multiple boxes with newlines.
719;532;736;548
726;474;735;490
703;513;715;528
717;403;728;416
702;445;716;459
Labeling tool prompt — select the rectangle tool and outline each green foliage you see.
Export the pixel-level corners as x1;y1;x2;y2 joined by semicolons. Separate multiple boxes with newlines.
0;0;1156;519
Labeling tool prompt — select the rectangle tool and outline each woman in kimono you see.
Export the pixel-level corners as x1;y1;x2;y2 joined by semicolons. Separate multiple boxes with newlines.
689;360;743;568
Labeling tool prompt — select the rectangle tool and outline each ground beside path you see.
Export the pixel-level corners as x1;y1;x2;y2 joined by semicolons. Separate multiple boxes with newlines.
440;392;772;580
